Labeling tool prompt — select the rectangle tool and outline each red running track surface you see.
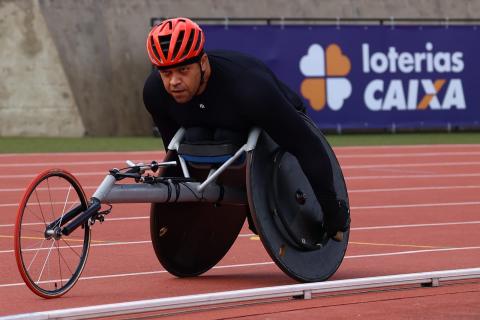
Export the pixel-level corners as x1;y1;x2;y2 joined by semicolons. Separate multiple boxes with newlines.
0;145;479;318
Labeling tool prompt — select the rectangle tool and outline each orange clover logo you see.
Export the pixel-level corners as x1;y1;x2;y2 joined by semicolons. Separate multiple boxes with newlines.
300;44;352;111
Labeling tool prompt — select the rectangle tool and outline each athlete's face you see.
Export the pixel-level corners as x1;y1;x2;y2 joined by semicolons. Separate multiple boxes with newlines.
158;63;202;103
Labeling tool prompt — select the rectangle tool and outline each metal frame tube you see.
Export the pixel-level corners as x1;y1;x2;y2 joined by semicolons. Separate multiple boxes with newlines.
102;182;247;205
92;175;117;202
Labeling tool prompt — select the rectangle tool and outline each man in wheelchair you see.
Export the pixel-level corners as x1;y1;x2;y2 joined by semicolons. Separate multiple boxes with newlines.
143;17;350;242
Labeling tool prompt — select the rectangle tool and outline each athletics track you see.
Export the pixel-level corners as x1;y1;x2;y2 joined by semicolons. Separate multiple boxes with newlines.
0;144;479;319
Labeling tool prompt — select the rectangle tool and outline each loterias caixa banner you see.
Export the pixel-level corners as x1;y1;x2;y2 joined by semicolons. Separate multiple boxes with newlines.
202;25;479;131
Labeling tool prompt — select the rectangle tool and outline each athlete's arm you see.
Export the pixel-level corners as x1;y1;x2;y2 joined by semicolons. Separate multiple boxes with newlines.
238;69;335;198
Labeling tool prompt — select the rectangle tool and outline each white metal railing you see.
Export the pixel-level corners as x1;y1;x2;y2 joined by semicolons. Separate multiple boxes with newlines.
2;267;479;320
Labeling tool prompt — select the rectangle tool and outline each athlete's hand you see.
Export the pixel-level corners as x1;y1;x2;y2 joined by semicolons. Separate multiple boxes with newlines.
143;169;160;177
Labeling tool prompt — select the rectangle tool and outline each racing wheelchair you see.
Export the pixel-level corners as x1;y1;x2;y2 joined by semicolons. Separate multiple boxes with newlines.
14;114;349;298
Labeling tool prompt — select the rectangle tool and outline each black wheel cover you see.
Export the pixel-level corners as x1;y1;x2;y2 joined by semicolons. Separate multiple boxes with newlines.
150;202;246;277
246;114;350;282
150;151;247;277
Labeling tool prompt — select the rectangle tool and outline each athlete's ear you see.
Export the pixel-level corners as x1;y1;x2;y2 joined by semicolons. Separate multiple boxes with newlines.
200;53;208;71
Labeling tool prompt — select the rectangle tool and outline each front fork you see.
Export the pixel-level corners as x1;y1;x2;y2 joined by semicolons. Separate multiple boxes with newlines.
45;173;117;238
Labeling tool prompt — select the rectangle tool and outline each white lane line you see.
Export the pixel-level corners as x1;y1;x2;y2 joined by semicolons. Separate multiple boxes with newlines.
345;246;480;259
0;201;78;208
4;184;480;194
352;220;480;231
343;161;480;169
0;160;155;168
0;144;477;159
2;221;479;253
349;185;480;193
0;186;97;192
1;152;480;166
338;151;480;159
1;247;479;288
2;200;479;210
336;144;480;151
347;173;480;180
352;201;480;210
2;217;480;231
0;151;166;158
0;234;255;253
0;216;150;228
0;172;106;179
4;172;480;181
0;240;152;254
0;235;253;253
2;161;480;171
0;262;275;288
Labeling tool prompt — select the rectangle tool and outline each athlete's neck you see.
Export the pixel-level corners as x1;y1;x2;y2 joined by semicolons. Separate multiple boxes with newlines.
196;56;211;96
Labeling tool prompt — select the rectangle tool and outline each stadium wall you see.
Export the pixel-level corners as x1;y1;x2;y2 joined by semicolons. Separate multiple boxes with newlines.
1;0;479;136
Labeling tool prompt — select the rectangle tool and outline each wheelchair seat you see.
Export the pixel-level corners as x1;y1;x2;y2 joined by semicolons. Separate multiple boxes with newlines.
178;141;245;165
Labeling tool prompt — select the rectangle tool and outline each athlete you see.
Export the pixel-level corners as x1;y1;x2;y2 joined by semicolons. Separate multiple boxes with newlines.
143;17;350;241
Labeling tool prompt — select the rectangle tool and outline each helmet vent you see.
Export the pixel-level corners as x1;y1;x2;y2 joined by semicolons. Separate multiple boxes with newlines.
193;31;202;51
150;37;161;61
172;30;185;59
159;35;171;58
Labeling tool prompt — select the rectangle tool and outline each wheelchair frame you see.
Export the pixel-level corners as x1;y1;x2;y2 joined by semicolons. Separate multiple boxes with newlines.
14;127;261;298
14;121;349;299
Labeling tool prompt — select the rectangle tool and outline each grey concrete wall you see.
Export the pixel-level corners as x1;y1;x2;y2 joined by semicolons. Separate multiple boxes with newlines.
0;0;85;137
1;0;479;136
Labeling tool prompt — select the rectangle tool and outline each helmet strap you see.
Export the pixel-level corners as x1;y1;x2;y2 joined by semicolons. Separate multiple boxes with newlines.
195;61;206;96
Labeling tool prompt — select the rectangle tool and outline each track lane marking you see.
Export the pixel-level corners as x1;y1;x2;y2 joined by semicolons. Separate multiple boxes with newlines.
338;151;480;158
4;172;480;182
1;151;480;167
0;144;478;159
11;159;466;169
345;246;480;259
4;200;479;209
1;246;480;288
336;144;480;150
0;216;150;228
4;172;480;181
1;228;478;253
349;185;480;193
4;184;480;193
343;161;480;169
353;201;480;210
1;220;479;230
349;242;443;249
0;151;166;158
247;237;447;249
0;234;106;243
0;172;106;179
346;173;480;180
0;240;151;254
0;160;157;168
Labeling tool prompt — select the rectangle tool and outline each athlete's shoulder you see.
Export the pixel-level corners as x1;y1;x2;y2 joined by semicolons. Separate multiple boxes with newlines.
144;69;163;88
143;70;170;113
207;50;270;72
143;70;168;97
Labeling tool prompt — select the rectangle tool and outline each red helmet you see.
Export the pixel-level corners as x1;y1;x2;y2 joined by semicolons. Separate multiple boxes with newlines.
146;17;205;69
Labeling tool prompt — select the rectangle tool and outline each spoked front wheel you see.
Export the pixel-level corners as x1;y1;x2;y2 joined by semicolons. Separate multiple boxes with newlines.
14;169;91;298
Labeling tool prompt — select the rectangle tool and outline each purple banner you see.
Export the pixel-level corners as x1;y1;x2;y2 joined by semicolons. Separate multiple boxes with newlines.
202;25;479;131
